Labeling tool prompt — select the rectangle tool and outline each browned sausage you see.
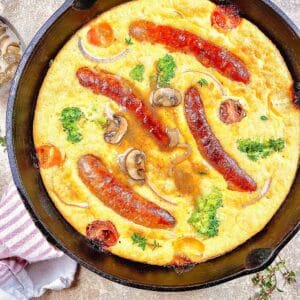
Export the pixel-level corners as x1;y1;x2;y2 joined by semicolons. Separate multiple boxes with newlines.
78;154;176;229
129;20;250;84
184;87;257;192
76;67;171;149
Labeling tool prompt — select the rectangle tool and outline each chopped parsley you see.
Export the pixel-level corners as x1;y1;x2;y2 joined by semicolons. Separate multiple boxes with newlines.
125;37;133;45
60;107;83;143
131;233;161;251
198;171;207;175
148;240;162;250
129;64;145;82
131;233;147;250
0;135;6;151
237;138;285;161
157;54;176;87
188;188;223;238
197;78;209;87
260;115;268;121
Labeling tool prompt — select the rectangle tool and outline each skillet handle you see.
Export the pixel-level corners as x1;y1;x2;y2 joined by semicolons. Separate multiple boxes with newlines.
245;248;274;270
66;0;97;9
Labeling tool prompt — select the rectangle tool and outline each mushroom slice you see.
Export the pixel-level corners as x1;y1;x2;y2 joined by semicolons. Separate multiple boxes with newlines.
0;34;16;56
3;43;21;65
5;62;18;78
104;115;128;144
150;88;182;107
125;149;146;181
118;148;146;181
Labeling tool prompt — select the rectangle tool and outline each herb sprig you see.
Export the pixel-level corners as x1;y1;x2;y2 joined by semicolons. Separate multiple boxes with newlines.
131;233;162;251
125;37;133;45
250;257;296;300
260;115;268;121
198;171;207;175
197;78;209;87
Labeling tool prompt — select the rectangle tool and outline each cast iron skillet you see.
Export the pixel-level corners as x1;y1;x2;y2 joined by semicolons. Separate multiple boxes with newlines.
6;0;300;291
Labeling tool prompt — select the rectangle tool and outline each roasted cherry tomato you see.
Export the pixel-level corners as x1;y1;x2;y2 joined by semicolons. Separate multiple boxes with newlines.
87;22;114;47
211;5;242;31
86;220;119;247
36;144;64;168
171;255;193;266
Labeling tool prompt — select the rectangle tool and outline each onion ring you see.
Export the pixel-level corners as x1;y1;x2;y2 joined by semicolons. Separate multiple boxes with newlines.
146;180;177;206
183;70;227;96
168;143;192;176
242;178;272;207
78;38;130;63
52;189;89;209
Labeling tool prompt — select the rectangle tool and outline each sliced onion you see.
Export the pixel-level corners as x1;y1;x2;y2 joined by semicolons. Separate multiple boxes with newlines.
166;128;180;148
168;143;192;176
105;103;114;120
146;180;177;206
173;10;184;18
78;38;130;63
183;70;227;96
117;148;134;173
52;189;89;209
242;178;272;207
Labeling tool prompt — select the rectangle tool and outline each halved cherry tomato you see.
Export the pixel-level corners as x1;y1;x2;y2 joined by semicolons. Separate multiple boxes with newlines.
170;255;193;266
86;220;119;248
87;22;114;47
36;144;64;168
211;5;242;31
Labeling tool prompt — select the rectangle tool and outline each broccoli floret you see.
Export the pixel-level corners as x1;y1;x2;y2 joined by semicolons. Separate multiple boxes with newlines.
157;54;176;87
237;138;285;161
129;64;145;82
188;188;223;238
60;107;83;143
268;138;285;152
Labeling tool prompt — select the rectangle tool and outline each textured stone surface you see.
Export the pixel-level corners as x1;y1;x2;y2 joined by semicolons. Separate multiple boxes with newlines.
0;0;299;299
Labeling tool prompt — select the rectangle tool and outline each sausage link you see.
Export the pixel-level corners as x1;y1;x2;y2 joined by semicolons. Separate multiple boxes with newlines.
184;87;257;192
78;154;176;229
129;20;250;84
76;67;170;149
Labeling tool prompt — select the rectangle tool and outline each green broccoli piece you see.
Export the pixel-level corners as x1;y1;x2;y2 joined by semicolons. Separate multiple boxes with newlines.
237;138;285;161
157;54;176;87
268;138;285;152
60;107;83;143
188;188;223;238
129;64;145;82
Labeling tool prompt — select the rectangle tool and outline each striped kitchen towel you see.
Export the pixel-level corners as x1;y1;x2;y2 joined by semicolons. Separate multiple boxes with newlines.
0;182;77;300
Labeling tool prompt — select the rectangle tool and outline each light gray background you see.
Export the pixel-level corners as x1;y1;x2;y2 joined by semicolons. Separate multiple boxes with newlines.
0;1;299;299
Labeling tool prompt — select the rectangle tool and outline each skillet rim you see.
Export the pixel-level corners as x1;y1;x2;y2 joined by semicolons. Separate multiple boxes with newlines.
5;0;300;291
